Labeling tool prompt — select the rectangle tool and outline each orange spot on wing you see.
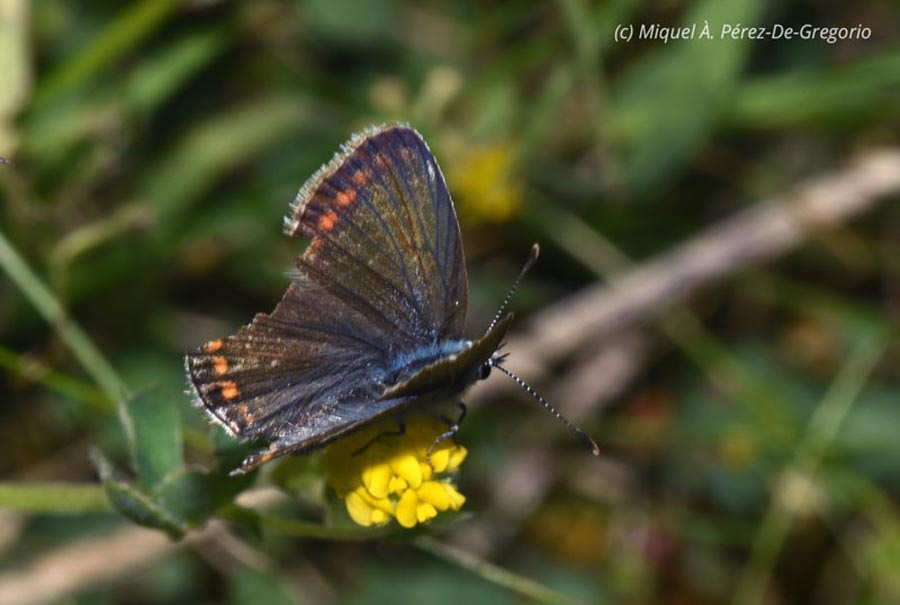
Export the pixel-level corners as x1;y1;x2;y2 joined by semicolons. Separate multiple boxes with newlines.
219;381;240;400
335;188;356;206
213;356;228;375
204;339;223;353
319;210;339;231
237;402;254;423
352;170;370;186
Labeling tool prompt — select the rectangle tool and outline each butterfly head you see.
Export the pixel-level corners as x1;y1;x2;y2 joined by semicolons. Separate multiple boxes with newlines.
477;359;492;381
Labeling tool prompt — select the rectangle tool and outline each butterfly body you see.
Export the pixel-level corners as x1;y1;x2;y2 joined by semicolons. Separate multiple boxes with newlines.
186;124;509;473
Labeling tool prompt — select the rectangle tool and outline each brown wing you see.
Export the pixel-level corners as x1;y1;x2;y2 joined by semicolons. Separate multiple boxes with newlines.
284;124;468;347
188;125;471;473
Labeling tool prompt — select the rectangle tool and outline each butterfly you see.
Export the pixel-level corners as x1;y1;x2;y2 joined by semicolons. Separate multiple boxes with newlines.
186;124;597;474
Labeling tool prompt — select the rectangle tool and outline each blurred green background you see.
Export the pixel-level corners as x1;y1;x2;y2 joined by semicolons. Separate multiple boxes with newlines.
2;0;900;603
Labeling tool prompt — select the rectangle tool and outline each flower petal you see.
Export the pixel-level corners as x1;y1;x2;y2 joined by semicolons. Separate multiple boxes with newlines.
388;475;408;494
417;481;451;511
392;453;422;489
444;483;466;510
362;462;392;498
395;489;419;528
417;502;438;523
448;446;467;470
345;491;376;527
355;486;394;514
430;447;450;472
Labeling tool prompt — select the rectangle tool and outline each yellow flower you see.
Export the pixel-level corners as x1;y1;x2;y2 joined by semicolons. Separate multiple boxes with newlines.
323;417;467;528
450;142;522;224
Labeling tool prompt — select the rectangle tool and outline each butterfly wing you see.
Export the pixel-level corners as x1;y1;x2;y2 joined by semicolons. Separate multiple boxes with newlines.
187;282;380;437
186;281;425;472
285;124;468;345
187;125;469;472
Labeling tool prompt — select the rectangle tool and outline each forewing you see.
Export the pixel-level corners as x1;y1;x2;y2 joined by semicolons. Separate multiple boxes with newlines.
284;124;468;347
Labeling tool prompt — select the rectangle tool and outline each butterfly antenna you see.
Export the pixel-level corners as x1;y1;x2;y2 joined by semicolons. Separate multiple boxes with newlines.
493;363;600;456
485;243;540;335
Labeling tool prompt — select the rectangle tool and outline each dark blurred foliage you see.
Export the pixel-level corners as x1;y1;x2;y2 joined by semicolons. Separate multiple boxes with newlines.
1;0;899;603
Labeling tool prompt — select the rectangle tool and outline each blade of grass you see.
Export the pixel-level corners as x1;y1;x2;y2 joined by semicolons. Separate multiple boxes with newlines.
0;344;113;412
126;28;227;114
33;0;182;106
415;536;591;605
49;203;153;266
0;230;128;402
0;0;30;148
527;203;794;444
732;335;887;605
730;48;900;128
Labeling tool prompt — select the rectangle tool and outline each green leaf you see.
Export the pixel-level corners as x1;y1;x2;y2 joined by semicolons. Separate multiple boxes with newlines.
139;95;313;222
730;48;900;128
92;448;187;539
609;0;764;192
89;387;255;536
303;0;397;44
269;454;325;497
153;467;253;526
152;468;214;526
126;388;184;489
126;28;228;114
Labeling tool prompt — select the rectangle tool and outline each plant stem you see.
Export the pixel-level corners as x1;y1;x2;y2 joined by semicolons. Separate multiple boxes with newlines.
0;482;111;514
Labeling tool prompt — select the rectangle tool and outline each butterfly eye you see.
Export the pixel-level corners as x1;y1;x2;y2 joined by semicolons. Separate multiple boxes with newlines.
477;361;492;380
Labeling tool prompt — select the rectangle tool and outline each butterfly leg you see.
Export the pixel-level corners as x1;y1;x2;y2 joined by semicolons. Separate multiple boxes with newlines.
351;419;407;457
426;401;467;468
